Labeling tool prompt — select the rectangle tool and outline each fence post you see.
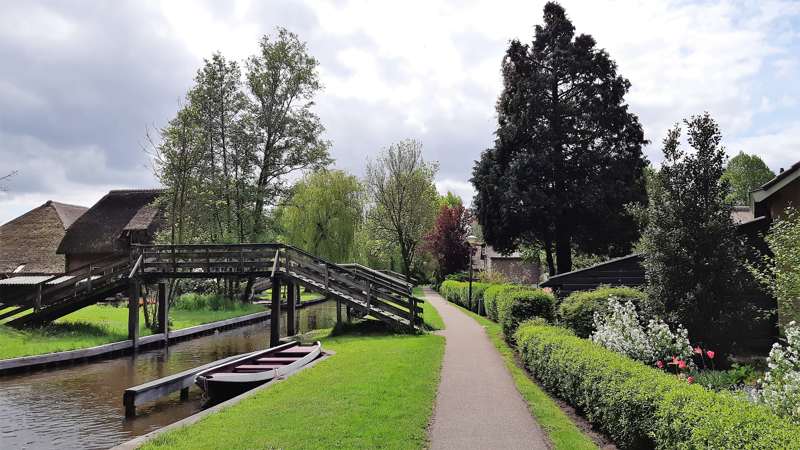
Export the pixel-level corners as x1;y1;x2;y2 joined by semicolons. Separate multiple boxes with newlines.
128;279;140;351
270;276;281;347
287;281;296;336
158;282;168;345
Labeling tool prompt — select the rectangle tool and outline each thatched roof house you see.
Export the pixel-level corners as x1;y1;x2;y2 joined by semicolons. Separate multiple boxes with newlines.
57;189;163;271
0;201;88;275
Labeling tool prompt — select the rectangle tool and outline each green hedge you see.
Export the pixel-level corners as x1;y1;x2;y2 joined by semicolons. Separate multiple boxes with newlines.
514;323;800;449
557;286;647;338
438;280;491;312
496;288;554;340
484;284;525;321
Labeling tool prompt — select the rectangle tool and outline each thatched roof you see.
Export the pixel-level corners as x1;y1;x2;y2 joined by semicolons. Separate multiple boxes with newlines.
57;189;163;255
0;201;88;274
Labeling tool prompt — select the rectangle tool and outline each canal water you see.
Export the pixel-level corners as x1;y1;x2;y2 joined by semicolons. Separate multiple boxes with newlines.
0;301;339;450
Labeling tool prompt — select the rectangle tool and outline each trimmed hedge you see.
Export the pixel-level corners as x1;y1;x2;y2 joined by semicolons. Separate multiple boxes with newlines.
496;288;554;340
514;323;800;449
438;280;491;312
557;286;647;338
483;284;525;321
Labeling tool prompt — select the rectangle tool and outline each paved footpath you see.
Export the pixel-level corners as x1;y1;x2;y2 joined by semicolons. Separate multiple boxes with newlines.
424;287;548;450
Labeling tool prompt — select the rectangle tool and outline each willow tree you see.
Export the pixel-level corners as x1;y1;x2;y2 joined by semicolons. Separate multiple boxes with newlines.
278;170;364;262
472;2;647;275
365;139;439;278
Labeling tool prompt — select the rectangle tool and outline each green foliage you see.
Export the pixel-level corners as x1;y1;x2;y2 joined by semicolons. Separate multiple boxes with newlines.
438;191;463;209
173;293;241;311
484;284;525;321
472;2;647;275
557;286;647;338
642;113;754;352
722;151;775;205
514;323;800;449
365;139;439;278
750;207;800;329
278;170;363;262
437;280;491;312
688;365;758;392
496;288;554;340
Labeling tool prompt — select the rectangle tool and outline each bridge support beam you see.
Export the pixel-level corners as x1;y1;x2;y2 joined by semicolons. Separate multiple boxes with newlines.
336;298;342;324
158;283;169;345
286;281;296;336
270;276;281;347
128;280;140;351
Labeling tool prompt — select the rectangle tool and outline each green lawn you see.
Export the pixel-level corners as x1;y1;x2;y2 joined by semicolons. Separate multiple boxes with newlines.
142;321;446;450
258;286;325;303
413;286;444;331
0;303;265;360
456;305;597;450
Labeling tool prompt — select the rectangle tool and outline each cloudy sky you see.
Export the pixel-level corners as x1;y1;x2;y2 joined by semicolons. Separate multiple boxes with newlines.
1;0;799;224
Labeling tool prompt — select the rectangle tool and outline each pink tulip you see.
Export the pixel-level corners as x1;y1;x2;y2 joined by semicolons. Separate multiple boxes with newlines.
677;360;687;369
706;351;715;359
656;360;664;369
693;346;702;354
687;376;694;384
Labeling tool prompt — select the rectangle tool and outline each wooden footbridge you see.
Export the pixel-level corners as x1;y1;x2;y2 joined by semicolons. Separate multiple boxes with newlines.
0;244;422;345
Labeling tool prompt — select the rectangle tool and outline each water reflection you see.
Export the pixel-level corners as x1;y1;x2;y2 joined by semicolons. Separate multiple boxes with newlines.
0;301;338;450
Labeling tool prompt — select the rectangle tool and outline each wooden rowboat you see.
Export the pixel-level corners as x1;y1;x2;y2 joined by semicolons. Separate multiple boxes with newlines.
195;341;322;403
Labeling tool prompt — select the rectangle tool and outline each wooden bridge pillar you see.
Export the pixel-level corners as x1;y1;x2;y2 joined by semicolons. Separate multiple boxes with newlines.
270;276;281;347
286;280;296;336
128;280;140;351
336;298;342;324
158;283;169;345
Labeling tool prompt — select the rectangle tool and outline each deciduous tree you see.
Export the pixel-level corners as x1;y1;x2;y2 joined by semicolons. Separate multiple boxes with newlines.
424;197;471;281
365;139;439;278
722;151;775;205
472;2;647;275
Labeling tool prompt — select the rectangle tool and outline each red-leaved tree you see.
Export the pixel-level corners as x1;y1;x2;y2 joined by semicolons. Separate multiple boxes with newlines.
425;204;471;281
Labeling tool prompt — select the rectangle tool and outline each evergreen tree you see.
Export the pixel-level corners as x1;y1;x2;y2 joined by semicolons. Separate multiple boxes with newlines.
472;2;647;275
643;113;751;352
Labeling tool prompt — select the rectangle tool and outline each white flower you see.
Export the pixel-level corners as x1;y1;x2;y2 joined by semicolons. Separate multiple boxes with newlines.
758;321;800;423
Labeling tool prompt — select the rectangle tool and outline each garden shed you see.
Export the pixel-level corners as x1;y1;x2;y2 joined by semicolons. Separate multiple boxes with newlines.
56;189;163;271
540;254;644;296
0;201;87;275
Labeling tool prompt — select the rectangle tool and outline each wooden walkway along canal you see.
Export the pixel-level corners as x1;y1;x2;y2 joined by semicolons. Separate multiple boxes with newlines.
0;244;422;350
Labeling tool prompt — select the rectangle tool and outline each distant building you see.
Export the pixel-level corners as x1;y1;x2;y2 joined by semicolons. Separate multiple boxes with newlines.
0;201;87;275
472;245;540;285
57;189;163;271
751;160;800;222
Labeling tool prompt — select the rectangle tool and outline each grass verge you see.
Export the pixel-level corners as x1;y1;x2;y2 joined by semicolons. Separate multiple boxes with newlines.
142;320;445;450
0;303;265;360
413;286;444;331
455;304;598;450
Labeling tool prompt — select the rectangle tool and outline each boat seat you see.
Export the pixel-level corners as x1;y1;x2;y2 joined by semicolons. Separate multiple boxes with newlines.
233;364;282;372
255;357;297;364
274;348;315;357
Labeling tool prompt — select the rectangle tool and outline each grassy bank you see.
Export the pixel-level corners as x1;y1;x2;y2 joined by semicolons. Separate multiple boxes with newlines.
0;303;265;360
143;321;446;450
413;286;444;331
258;286;325;303
455;304;598;450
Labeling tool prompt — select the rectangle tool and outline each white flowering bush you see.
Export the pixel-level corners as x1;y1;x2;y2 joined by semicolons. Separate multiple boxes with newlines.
591;298;694;367
758;321;800;423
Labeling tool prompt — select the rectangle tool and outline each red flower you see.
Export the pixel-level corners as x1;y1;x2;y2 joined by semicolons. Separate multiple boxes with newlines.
706;350;715;359
656;360;664;369
687;376;694;384
671;356;679;365
693;346;702;354
677;360;687;369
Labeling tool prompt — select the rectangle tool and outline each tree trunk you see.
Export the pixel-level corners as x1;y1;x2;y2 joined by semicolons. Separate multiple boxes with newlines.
555;227;572;274
544;238;556;276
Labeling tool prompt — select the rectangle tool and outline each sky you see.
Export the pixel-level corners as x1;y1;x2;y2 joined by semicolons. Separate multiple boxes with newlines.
1;0;799;224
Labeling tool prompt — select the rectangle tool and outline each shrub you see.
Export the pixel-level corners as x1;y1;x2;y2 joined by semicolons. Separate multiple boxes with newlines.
484;284;525;321
591;299;694;367
496;288;554;340
438;280;491;312
173;293;238;311
514;323;800;449
757;320;800;423
557;286;647;337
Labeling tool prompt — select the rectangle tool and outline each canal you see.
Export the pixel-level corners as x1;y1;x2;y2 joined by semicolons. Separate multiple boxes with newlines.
0;300;339;450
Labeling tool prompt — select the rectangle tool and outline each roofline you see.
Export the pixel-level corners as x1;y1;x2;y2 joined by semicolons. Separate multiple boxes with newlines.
0;200;72;228
541;253;642;285
751;161;800;205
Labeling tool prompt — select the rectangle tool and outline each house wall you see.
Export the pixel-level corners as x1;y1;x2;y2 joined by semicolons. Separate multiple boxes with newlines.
768;177;800;220
490;258;540;284
0;206;67;274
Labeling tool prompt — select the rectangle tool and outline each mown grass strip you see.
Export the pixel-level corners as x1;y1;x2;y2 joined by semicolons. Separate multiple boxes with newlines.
456;305;598;450
141;321;445;450
413;286;444;331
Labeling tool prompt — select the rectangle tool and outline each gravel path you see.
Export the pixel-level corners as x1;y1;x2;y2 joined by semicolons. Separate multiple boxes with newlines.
424;287;548;450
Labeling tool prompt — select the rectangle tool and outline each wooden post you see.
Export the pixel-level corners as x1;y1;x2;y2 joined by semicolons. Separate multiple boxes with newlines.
295;284;301;306
128;280;140;351
180;387;189;401
336;297;342;324
346;305;352;322
34;284;42;312
287;281;296;336
409;296;417;332
158;283;168;345
270;276;281;347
